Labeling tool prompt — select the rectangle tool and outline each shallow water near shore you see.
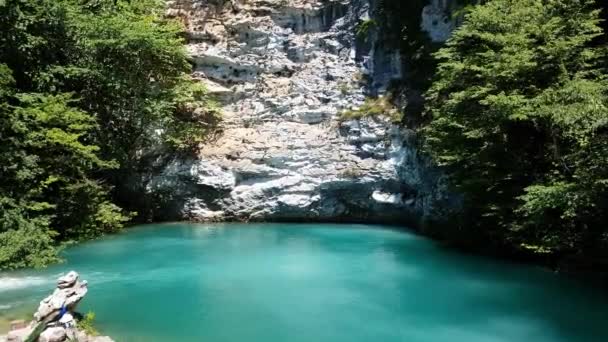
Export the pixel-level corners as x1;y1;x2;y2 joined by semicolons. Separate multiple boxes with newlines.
1;223;607;341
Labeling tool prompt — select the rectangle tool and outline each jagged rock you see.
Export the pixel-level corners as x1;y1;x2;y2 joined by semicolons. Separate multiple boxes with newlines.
287;108;333;124
38;327;66;342
140;0;460;226
57;271;78;289
201;80;233;100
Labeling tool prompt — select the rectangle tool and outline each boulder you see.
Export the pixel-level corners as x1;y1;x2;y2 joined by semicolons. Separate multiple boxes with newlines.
6;326;32;342
38;327;66;342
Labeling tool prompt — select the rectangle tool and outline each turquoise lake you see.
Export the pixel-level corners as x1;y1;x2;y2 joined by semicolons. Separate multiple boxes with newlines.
1;223;607;341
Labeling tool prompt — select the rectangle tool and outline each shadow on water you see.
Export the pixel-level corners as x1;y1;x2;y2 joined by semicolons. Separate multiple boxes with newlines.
380;238;608;340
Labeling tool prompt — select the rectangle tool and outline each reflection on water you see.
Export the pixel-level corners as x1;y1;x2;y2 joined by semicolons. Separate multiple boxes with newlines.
1;223;607;342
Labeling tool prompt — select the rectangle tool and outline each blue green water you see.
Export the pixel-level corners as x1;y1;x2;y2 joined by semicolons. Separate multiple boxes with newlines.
1;223;608;341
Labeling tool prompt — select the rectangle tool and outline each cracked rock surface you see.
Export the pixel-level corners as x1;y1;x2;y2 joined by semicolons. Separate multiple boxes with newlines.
147;0;459;225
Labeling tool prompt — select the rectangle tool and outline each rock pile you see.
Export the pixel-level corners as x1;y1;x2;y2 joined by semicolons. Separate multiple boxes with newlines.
3;271;114;342
33;271;88;324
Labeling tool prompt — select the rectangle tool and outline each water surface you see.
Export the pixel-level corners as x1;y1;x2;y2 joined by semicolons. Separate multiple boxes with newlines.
1;223;607;341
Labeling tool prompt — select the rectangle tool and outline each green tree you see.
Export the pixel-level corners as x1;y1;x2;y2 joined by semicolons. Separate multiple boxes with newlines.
424;0;608;256
54;0;219;215
0;0;218;268
0;64;129;268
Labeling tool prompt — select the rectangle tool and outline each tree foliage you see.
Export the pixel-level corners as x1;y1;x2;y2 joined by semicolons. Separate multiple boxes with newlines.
424;0;608;257
0;0;217;269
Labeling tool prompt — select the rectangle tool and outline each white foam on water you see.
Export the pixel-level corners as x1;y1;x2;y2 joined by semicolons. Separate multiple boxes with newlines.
0;276;50;292
0;304;12;310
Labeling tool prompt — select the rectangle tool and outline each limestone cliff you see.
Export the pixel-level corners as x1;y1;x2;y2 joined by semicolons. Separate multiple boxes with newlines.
146;0;460;227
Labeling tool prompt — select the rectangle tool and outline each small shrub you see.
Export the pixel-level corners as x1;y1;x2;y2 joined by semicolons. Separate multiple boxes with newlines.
338;82;351;95
356;19;377;39
0;221;59;270
78;311;99;336
339;166;364;179
338;96;401;123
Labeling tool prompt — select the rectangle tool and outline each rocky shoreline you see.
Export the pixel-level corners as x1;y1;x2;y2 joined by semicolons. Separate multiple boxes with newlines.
1;272;114;342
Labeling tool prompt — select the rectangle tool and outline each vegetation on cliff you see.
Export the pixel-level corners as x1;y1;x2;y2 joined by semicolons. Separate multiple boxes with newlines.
0;0;217;269
422;0;608;261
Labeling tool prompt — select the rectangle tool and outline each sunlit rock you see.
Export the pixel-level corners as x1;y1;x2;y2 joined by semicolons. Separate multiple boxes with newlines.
38;327;67;342
56;271;78;289
143;0;460;226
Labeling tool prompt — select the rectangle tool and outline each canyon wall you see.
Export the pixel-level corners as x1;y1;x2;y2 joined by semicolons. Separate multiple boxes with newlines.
145;0;460;227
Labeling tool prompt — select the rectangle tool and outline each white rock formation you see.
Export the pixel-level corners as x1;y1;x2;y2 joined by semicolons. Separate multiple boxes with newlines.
147;0;458;226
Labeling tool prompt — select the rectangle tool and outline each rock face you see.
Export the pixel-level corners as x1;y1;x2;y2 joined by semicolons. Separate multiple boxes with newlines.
148;0;460;227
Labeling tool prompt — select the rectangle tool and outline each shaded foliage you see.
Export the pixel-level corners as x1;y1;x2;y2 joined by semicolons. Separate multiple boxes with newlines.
423;0;608;259
0;0;217;269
